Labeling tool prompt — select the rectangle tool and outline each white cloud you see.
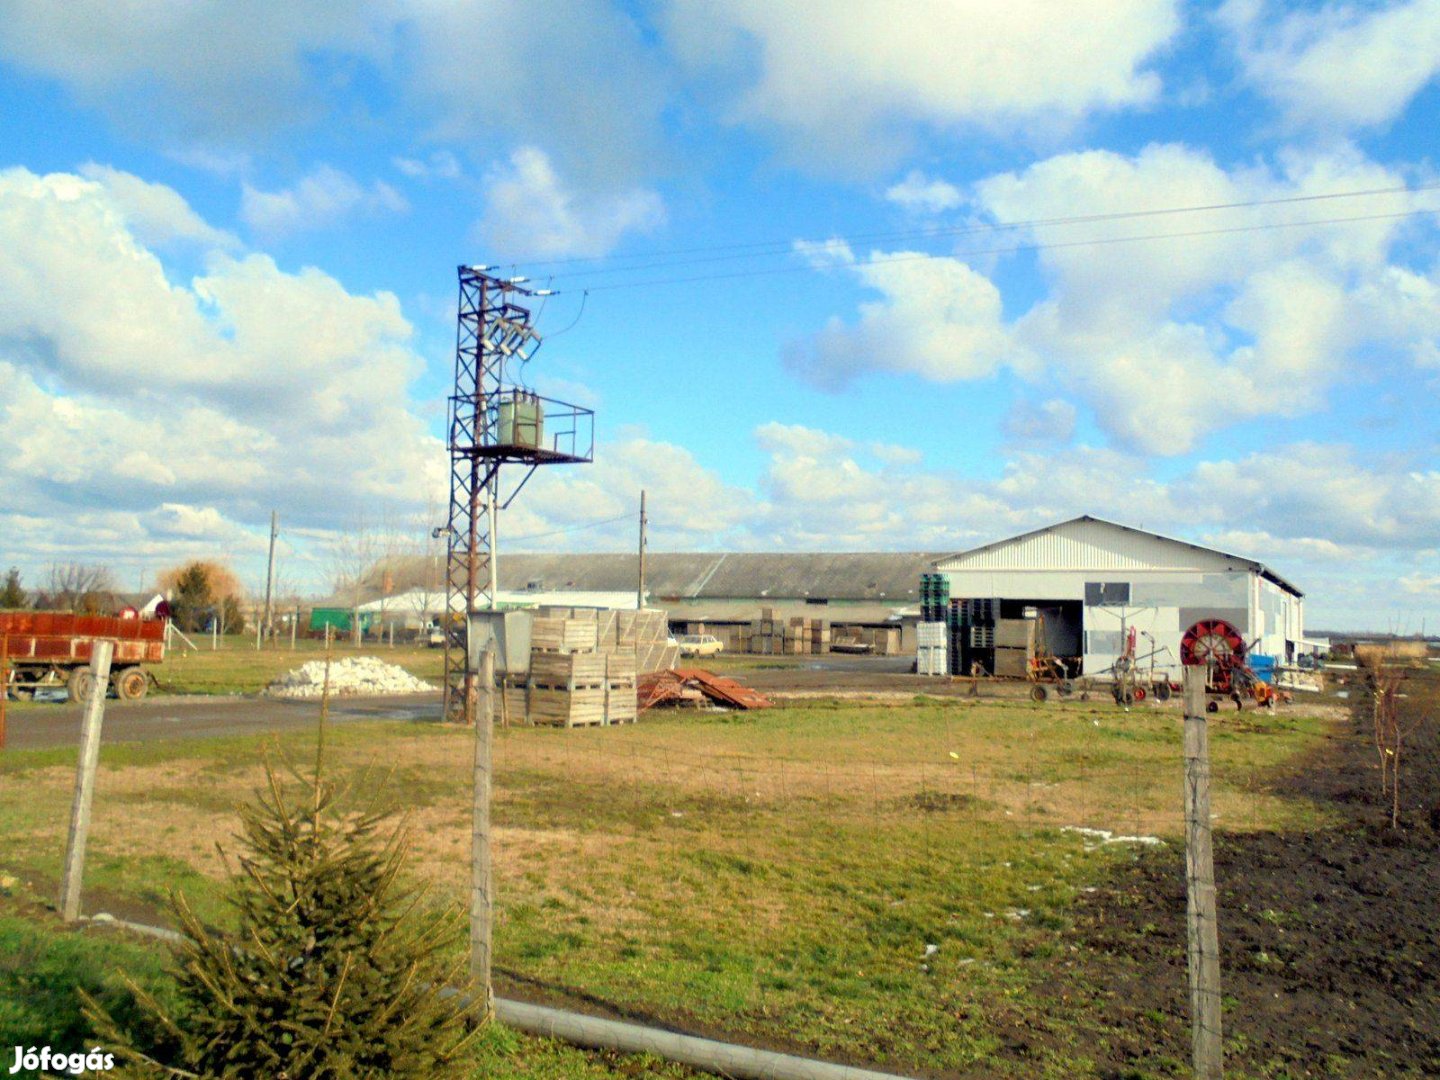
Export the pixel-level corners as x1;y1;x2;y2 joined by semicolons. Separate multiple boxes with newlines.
241;165;409;239
77;163;238;250
796;142;1440;452
1003;399;1077;444
1220;0;1440;132
477;146;665;259
662;0;1180;169
0;166;445;581
0;2;391;145
784;250;1026;389
403;1;669;185
392;151;462;181
886;171;964;213
1399;572;1440;596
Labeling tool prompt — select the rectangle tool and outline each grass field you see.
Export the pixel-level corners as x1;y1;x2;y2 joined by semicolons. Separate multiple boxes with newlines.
154;634;446;694
0;695;1339;1077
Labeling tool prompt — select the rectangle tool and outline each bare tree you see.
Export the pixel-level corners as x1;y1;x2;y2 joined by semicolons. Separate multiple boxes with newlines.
1371;667;1425;828
329;514;377;646
39;563;118;614
412;491;447;642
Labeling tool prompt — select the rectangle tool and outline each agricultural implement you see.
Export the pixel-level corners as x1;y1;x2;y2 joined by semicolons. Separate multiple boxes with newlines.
1179;618;1288;710
0;611;165;701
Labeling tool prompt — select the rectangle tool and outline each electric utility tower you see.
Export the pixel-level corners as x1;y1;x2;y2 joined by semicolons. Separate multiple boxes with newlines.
442;266;594;724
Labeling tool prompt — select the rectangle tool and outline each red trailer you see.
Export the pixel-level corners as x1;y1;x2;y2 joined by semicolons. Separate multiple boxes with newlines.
0;611;165;701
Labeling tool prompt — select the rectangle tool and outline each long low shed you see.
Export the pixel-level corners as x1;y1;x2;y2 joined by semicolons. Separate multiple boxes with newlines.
932;516;1305;678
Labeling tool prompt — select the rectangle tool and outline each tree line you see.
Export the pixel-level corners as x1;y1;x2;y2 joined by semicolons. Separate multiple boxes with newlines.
1;561;247;634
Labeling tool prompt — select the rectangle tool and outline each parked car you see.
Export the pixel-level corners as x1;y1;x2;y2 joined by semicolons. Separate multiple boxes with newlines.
678;634;724;658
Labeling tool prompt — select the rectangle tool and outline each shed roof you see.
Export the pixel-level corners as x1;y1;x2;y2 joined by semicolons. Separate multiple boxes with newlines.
370;551;944;604
935;516;1303;597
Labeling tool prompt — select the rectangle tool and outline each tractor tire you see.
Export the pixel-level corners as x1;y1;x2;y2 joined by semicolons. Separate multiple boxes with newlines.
1133;686;1147;701
114;667;148;701
1030;684;1049;703
1205;700;1219;714
67;668;96;703
1153;682;1172;702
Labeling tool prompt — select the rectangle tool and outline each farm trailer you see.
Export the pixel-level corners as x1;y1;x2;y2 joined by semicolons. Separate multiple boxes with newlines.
0;611;165;701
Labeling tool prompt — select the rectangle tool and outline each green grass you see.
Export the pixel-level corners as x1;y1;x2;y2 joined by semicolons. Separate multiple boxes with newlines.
0;697;1340;1076
154;634;444;695
0;902;695;1079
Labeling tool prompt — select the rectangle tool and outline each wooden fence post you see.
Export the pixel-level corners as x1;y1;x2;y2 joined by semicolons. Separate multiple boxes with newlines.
1183;665;1223;1078
60;640;114;921
0;633;8;751
470;641;496;1013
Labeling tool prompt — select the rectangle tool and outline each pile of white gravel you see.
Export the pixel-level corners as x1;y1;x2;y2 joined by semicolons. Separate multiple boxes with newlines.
266;656;437;698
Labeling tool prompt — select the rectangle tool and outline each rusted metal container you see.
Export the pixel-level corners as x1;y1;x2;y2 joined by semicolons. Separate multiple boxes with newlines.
0;611;165;701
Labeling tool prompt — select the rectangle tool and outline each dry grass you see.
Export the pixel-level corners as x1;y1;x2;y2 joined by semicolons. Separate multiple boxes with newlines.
0;695;1340;1076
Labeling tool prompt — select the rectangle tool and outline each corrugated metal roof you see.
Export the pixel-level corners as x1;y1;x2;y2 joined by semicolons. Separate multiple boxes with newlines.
371;551;944;604
934;516;1303;597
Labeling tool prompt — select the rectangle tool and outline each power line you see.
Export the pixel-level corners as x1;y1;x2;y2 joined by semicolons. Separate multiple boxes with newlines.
573;207;1437;294
506;512;635;545
507;181;1440;280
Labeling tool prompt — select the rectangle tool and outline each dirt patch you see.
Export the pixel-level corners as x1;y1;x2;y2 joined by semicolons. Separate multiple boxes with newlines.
1006;672;1440;1078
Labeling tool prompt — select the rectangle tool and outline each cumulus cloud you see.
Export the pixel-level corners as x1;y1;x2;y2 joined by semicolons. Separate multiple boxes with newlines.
77;163;238;250
0;166;444;579
1220;0;1440;132
886;171;964;213
794;142;1440;452
784;250;1026;390
662;0;1180;170
477;146;665;259
241;165;408;239
0;2;390;146
403;0;669;185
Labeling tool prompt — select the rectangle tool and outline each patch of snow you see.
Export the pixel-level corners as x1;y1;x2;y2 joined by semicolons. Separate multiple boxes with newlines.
265;656;436;698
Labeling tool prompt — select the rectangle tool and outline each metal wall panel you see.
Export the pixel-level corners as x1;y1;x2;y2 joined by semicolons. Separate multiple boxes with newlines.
936;519;1246;574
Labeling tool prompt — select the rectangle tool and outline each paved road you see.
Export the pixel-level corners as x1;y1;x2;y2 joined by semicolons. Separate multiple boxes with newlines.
4;693;444;751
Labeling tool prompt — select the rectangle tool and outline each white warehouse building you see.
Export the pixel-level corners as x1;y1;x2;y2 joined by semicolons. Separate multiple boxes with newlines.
934;516;1305;678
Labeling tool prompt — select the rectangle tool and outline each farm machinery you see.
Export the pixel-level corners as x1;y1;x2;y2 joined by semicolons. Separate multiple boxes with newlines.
0;610;166;701
1179;618;1288;710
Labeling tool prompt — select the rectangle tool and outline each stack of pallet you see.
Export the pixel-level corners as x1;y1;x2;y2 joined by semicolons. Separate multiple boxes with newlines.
916;621;947;675
747;608;783;654
785;616;830;654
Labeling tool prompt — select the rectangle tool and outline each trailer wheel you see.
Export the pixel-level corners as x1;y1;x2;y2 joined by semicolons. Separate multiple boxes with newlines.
1152;682;1172;702
1029;684;1049;703
67;668;96;703
114;667;148;701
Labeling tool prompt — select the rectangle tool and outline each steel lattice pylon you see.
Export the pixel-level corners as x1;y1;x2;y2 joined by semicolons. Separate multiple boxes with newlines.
442;266;594;724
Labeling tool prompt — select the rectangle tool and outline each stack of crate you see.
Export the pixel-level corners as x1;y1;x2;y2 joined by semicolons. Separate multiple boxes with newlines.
992;618;1035;679
948;598;997;676
916;621;948;676
527;649;609;726
749;608;783;654
515;607;675;727
919;573;950;622
785;616;831;654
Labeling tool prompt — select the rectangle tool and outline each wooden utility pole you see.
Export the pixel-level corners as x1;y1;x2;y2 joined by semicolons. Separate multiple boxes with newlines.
60;640;113;921
263;510;279;641
470;642;496;1013
636;489;647;611
1183;665;1223;1079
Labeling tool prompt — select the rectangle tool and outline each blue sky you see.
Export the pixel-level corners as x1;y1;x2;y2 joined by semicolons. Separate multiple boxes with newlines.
0;0;1437;631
